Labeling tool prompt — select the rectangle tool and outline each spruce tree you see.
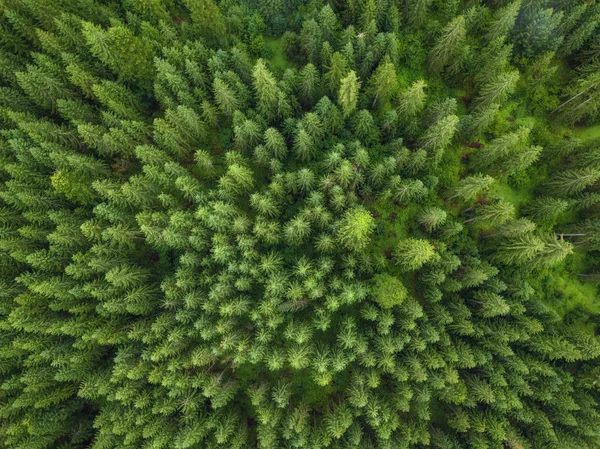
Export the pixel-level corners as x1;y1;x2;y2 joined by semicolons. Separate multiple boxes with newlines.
338;70;361;117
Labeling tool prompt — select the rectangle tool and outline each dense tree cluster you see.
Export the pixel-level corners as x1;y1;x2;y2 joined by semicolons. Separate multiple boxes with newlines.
1;0;600;448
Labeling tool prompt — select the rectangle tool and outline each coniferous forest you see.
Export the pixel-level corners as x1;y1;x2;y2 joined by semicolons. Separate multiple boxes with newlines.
4;0;600;448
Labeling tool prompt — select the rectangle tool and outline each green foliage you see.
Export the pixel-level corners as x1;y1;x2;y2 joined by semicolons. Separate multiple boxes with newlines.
429;15;466;74
337;208;376;251
395;238;436;271
82;22;154;82
0;1;600;449
338;70;360;117
371;273;408;308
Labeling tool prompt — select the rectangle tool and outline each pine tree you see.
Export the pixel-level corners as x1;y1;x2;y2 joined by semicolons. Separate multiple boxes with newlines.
498;145;542;177
419;114;459;162
253;59;285;121
371;273;408;308
1;2;600;448
337;208;375;251
338;70;361;117
486;0;522;42
213;77;240;117
418;207;447;232
429;16;467;74
544;167;600;197
461;103;499;139
367;57;397;107
397;79;427;117
555;71;600;124
474;69;520;110
448;174;495;201
523;197;570;222
465;201;515;226
494;233;544;265
470;127;530;171
472;290;510;317
395;238;436;271
405;0;434;27
533;234;573;267
82;22;155;82
184;0;226;45
299;63;320;108
324;52;348;95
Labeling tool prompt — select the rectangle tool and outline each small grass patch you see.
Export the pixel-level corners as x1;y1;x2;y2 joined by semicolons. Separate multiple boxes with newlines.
494;181;534;208
264;37;292;74
542;274;600;317
571;124;600;141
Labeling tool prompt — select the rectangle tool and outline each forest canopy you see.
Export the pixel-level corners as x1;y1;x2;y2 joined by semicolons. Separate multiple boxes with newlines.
1;0;600;448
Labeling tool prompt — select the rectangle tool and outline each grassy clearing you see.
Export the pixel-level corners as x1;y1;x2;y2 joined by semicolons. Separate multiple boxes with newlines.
264;37;291;74
494;181;535;209
542;273;600;317
571;124;600;141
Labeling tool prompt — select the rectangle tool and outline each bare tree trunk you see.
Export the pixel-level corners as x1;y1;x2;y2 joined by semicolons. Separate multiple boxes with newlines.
551;88;590;113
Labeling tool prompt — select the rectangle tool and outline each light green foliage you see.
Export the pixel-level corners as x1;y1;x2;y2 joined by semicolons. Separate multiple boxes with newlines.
395;238;436;271
474;69;520;109
486;0;521;42
82;22;154;81
418;207;447;232
466;201;515;226
397;79;427;116
419;114;459;163
471;127;530;171
337;208;375;251
534;234;574;267
253;59;280;120
367;57;397;106
213;78;240;116
184;0;226;44
371;273;407;308
495;232;544;265
429;15;466;74
523;197;571;222
449;174;495;201
324;51;348;94
545;167;600;197
338;70;360;117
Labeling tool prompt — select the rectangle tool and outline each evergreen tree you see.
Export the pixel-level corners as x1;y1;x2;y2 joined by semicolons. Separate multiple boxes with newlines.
405;0;434;27
486;0;522;42
324;52;348;95
395;238;436;271
371;273;408;308
470;127;530;171
367;57;397;107
429;16;467;74
474;69;520;110
448;174;495;201
338;70;361;117
465;201;515;226
253;59;286;121
544;167;600;197
397;79;427;117
534;234;573;267
494;233;544;265
418;207;447;232
419;114;459;163
337;208;375;251
523;197;570;222
0;2;599;448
